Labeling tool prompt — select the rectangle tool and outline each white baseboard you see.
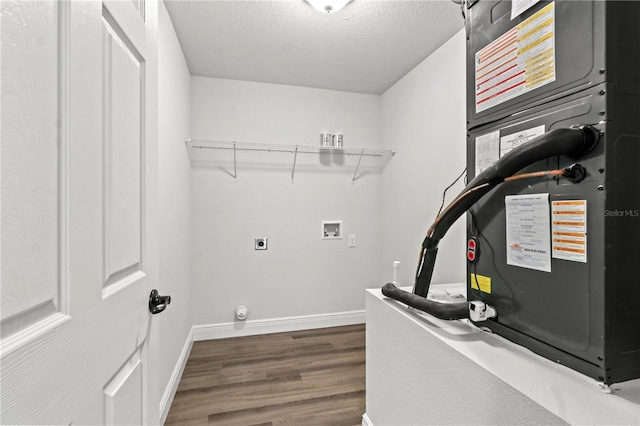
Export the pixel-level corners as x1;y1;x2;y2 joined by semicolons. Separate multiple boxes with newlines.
159;328;193;425
361;413;373;426
192;310;366;341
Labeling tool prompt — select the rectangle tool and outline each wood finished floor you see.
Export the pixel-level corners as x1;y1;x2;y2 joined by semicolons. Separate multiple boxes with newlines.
165;324;366;426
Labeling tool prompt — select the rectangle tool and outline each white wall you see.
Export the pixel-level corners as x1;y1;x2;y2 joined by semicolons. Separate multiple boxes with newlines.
190;77;383;327
380;29;467;287
157;1;192;419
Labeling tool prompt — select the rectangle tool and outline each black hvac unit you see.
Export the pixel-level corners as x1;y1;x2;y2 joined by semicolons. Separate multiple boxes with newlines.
465;0;640;385
382;0;640;386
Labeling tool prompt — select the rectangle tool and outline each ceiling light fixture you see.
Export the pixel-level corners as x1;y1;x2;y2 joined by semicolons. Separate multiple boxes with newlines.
306;0;351;14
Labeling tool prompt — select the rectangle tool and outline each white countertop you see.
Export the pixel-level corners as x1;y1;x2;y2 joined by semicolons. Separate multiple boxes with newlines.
367;284;640;425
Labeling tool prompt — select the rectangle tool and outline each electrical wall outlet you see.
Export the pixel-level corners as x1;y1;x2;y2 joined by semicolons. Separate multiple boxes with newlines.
255;238;268;250
348;235;356;247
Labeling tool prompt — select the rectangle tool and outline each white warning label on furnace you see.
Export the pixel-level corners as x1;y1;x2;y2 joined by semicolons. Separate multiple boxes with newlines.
552;200;587;263
511;0;541;20
500;124;546;157
475;131;500;174
475;2;556;113
505;193;551;273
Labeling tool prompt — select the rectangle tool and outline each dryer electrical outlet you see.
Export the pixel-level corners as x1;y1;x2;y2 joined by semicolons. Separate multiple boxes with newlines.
255;238;268;250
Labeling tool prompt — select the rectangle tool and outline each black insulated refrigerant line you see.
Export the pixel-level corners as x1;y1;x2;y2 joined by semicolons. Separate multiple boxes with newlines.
382;125;600;320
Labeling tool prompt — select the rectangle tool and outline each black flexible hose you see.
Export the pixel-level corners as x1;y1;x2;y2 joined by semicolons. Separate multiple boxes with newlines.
382;283;469;320
432;126;599;240
382;125;600;318
414;239;438;297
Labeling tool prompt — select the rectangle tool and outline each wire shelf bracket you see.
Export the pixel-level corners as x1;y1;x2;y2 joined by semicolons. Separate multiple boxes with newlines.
291;145;299;183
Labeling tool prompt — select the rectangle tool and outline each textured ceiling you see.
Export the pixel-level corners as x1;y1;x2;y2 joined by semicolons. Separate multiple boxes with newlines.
164;0;464;94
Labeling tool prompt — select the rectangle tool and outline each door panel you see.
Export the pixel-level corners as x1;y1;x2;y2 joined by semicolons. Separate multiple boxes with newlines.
1;0;159;424
104;350;144;426
1;286;149;424
102;11;143;291
1;0;61;341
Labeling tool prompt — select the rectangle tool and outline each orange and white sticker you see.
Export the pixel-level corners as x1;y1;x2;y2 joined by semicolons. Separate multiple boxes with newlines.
475;2;556;113
552;200;587;262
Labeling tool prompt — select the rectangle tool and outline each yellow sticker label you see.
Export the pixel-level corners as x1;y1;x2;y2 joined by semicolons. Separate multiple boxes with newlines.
470;273;492;294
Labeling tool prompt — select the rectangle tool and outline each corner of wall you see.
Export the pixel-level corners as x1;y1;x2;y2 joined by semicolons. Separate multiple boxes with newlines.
380;29;467;288
158;1;194;420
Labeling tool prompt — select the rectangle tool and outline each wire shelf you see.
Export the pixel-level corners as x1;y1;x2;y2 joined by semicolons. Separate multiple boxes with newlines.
185;139;396;182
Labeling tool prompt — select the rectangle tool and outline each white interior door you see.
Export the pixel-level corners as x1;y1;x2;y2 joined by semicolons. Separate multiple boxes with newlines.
1;0;160;424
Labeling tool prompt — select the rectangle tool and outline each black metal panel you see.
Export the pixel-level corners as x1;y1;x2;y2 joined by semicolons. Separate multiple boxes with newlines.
602;1;640;384
467;87;607;379
466;1;606;129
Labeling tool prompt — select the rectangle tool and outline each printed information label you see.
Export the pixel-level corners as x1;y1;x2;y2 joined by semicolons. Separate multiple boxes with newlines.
505;193;551;272
511;0;541;20
552;200;587;262
500;125;546;157
475;2;556;113
475;131;500;174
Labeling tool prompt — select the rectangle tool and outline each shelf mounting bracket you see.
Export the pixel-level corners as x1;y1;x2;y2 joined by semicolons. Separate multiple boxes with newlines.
352;148;365;182
291;145;299;182
232;142;237;180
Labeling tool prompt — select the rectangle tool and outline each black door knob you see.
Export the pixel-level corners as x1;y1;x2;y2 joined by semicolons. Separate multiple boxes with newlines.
149;289;171;314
